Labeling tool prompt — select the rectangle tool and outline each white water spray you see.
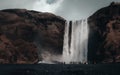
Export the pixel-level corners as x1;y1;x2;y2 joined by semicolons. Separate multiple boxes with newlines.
62;19;89;64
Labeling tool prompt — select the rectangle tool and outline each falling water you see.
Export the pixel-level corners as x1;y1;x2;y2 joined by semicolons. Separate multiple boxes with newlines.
62;19;89;64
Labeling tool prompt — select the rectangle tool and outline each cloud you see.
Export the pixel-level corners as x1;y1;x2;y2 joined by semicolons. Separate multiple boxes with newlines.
32;0;64;13
0;0;34;9
55;0;120;20
0;0;120;20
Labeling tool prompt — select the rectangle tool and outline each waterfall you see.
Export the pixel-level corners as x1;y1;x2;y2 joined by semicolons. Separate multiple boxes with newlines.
62;19;89;64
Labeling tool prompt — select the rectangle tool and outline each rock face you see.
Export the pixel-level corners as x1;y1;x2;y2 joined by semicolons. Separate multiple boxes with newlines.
0;9;65;64
88;2;120;63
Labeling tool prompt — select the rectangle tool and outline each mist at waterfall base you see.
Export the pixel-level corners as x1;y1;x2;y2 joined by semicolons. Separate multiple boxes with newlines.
38;19;89;64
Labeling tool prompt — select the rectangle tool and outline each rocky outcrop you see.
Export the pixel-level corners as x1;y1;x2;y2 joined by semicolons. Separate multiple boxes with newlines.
88;2;120;63
0;9;65;64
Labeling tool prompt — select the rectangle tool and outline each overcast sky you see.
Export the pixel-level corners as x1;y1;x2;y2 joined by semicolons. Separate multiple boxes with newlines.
0;0;120;20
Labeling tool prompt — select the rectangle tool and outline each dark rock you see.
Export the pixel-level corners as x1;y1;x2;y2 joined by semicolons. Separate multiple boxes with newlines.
88;2;120;63
0;9;65;64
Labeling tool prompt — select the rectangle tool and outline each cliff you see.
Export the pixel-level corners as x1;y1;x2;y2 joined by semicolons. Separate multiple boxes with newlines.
0;2;120;64
88;2;120;63
0;9;65;64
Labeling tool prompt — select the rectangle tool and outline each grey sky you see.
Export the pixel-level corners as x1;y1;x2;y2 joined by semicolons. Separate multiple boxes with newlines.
0;0;119;20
